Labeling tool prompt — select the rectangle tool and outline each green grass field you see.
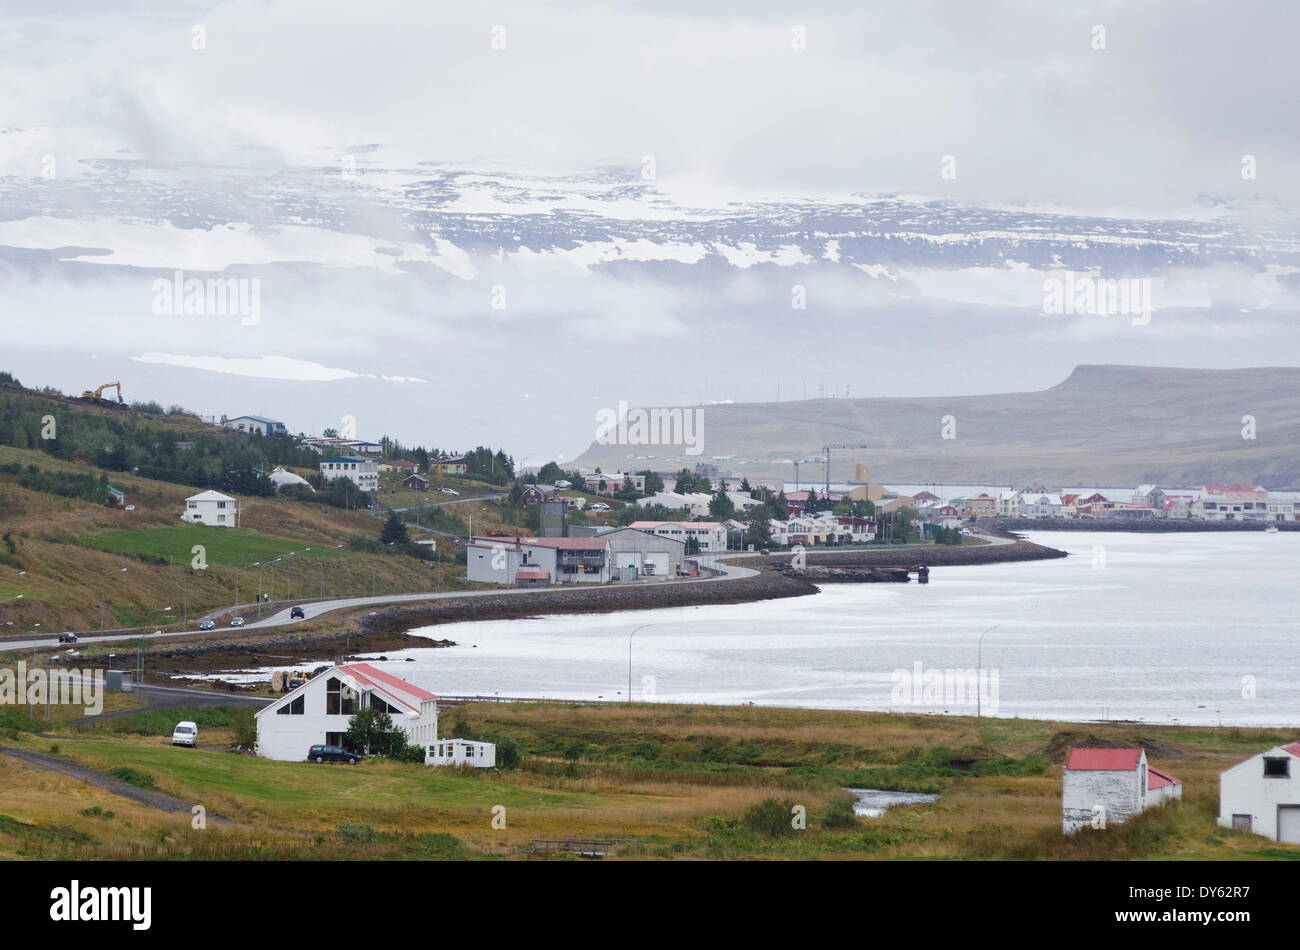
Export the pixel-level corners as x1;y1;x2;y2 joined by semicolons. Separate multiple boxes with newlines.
82;525;357;567
5;700;1300;861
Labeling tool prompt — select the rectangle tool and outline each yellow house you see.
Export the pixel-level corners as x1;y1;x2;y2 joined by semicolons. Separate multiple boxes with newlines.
432;456;467;475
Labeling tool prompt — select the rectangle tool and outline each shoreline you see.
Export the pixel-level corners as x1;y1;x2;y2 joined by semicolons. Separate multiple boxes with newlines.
147;534;1068;679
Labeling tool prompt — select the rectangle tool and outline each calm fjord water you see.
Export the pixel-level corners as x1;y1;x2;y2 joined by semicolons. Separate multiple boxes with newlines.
393;531;1299;726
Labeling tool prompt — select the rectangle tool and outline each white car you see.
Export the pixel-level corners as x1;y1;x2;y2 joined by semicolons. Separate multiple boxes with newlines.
554;480;571;489
229;616;245;627
172;721;198;747
439;487;459;496
589;503;611;512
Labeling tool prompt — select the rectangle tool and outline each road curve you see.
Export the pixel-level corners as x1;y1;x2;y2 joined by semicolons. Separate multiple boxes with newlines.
2;555;758;650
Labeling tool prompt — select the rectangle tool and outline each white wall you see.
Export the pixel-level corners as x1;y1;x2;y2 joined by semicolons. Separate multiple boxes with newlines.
1062;767;1145;834
1218;750;1300;841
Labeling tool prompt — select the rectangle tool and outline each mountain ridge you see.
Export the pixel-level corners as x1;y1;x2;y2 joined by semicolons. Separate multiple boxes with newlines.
572;365;1300;489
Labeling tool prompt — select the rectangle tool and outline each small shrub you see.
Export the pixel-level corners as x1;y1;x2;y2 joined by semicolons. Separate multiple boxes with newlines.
822;797;860;829
741;797;798;838
631;741;661;760
107;767;157;790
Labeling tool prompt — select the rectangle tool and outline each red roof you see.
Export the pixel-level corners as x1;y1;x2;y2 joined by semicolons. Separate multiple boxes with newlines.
1147;766;1181;790
337;662;436;713
1066;747;1142;771
1283;742;1300;757
1204;483;1266;495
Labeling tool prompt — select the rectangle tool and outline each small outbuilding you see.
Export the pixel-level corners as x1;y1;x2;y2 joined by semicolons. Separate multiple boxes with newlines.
402;474;430;491
1218;742;1300;842
1062;747;1181;833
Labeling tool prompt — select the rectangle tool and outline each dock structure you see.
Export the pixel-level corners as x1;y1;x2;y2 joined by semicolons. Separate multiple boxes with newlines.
779;564;930;583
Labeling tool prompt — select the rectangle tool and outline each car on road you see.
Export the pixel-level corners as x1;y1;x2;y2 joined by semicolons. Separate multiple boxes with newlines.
172;721;198;747
198;619;216;631
589;502;611;511
439;487;459;496
290;606;305;620
229;616;245;627
759;549;770;555
307;744;361;765
57;633;78;644
554;480;571;489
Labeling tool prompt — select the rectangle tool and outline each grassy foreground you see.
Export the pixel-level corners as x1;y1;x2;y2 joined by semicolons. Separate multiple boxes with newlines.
1;700;1298;861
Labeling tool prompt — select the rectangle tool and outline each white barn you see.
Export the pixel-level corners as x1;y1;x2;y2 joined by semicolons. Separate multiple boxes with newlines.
255;662;493;767
1217;742;1300;842
182;490;239;527
1062;747;1181;833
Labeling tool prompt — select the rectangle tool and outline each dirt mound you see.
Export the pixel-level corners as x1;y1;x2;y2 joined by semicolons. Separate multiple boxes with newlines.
1043;731;1184;764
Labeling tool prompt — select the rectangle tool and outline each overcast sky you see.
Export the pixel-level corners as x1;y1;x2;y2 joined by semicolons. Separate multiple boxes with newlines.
1;1;1297;465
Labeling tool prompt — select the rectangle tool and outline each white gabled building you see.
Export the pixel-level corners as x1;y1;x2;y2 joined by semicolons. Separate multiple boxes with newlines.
1217;742;1300;842
1062;747;1181;834
255;662;494;767
997;490;1021;518
182;490;239;527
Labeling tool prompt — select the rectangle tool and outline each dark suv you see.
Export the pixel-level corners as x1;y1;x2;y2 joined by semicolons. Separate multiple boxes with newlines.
290;606;306;619
307;744;361;765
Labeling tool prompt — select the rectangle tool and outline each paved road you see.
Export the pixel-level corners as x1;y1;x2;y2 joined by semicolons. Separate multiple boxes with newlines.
1;556;758;650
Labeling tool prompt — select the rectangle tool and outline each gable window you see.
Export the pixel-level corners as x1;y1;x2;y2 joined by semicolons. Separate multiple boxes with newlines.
1264;757;1290;778
276;695;304;715
325;677;357;716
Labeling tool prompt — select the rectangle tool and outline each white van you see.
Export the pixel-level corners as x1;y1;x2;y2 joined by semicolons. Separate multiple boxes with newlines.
172;721;198;747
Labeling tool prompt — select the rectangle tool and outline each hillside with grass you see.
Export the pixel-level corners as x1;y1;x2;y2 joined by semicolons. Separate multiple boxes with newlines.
0;382;506;634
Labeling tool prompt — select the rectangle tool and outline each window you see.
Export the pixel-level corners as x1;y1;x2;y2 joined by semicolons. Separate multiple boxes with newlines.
465;745;474;757
1232;814;1252;831
1264;757;1290;778
325;677;357;715
277;695;304;715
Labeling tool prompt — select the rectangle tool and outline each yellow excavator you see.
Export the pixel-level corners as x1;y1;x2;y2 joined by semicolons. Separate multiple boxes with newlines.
79;381;126;408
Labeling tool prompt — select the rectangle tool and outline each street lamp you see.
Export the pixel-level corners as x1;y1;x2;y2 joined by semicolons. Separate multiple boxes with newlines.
976;624;1001;718
628;623;653;703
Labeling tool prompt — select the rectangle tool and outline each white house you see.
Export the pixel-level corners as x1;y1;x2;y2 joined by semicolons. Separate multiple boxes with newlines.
1217;742;1300;842
255;662;495;767
997;490;1021;518
426;738;497;768
223;415;287;436
1020;492;1066;519
319;455;379;493
1062;747;1181;834
181;490;239;527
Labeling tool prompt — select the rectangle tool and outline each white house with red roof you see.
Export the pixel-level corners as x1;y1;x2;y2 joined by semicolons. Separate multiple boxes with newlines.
254;663;494;767
1217;742;1300;842
1062;747;1181;833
